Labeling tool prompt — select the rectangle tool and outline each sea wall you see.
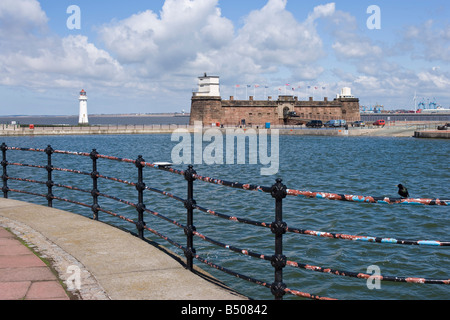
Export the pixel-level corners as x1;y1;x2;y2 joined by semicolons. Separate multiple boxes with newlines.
0;125;187;136
414;130;450;139
0;124;433;138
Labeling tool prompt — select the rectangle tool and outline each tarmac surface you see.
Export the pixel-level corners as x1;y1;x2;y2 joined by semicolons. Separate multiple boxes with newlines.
0;198;247;300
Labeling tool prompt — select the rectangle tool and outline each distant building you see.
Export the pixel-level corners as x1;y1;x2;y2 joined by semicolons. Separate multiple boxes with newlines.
190;75;360;126
78;89;89;125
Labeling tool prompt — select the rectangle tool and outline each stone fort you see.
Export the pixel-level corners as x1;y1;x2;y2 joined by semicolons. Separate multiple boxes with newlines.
190;74;361;126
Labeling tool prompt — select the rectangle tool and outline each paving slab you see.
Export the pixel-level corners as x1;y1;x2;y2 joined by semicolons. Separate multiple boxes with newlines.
0;224;71;300
0;198;247;300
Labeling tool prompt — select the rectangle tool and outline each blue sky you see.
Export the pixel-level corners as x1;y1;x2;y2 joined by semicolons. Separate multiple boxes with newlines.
1;0;449;115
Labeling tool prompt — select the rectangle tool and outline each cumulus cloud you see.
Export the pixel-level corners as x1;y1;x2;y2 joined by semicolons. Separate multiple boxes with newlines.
418;69;450;89
306;2;335;22
233;0;333;67
403;20;450;62
0;0;124;91
98;0;234;78
329;9;384;62
0;0;48;37
3;0;448;113
98;0;336;84
0;0;339;93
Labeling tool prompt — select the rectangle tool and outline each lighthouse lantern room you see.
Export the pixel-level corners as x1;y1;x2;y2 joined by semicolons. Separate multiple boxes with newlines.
78;89;89;125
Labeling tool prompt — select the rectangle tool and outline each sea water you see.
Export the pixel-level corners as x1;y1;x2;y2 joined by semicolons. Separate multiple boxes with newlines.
1;134;449;300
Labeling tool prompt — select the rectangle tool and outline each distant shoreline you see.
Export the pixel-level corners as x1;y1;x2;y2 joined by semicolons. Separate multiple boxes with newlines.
0;113;190;118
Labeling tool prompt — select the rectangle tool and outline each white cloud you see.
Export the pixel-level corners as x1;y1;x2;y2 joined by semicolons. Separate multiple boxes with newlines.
0;0;124;91
328;9;383;61
0;0;48;36
98;0;234;77
418;70;450;89
0;0;339;93
403;20;450;62
232;0;334;69
306;2;335;22
2;0;449;113
98;0;335;84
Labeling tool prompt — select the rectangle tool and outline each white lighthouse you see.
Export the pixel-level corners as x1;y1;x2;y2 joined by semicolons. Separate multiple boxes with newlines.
78;89;89;125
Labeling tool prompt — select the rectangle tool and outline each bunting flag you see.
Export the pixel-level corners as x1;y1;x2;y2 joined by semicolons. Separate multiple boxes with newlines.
307;86;311;89
236;84;240;88
255;85;260;88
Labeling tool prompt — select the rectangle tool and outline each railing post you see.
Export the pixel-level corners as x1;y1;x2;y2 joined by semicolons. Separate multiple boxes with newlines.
135;155;146;240
270;178;287;300
1;143;9;198
90;149;100;221
44;145;54;207
184;165;197;271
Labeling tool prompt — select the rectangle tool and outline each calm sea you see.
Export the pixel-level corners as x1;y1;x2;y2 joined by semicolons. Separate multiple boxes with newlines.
1;133;449;300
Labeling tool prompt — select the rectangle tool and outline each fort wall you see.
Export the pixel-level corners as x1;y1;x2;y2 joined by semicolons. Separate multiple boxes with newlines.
191;95;360;126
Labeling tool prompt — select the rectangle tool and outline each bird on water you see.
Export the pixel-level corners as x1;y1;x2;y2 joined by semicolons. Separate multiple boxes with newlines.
397;184;409;198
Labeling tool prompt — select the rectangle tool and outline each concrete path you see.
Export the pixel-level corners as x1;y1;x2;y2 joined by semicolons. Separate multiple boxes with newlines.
0;198;246;300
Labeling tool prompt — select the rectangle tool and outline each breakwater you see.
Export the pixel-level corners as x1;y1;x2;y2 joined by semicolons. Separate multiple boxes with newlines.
0;123;446;138
414;130;450;139
0;124;186;136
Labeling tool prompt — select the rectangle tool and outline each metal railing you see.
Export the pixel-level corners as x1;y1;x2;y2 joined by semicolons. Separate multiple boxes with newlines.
1;142;449;300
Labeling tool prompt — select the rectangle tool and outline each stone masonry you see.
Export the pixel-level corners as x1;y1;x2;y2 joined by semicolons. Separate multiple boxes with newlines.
190;95;361;126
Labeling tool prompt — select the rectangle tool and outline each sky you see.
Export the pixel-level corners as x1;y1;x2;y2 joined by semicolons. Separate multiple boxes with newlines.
0;0;449;115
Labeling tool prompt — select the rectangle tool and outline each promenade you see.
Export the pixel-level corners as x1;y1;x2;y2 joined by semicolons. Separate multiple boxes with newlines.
0;198;246;300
